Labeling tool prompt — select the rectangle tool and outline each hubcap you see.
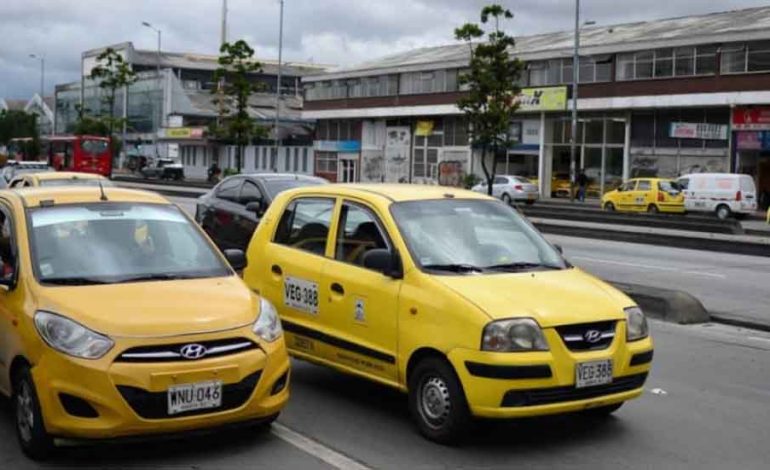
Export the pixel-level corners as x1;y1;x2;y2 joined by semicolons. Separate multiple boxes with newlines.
418;376;451;429
16;381;34;443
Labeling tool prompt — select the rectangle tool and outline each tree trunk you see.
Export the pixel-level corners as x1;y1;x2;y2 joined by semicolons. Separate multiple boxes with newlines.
479;145;493;196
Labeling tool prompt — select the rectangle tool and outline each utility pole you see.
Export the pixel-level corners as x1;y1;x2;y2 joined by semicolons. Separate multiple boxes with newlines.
569;0;580;202
29;54;47;134
273;0;284;172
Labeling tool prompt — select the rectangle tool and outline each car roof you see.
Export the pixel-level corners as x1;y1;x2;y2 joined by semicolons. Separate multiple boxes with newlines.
5;187;169;209
29;171;105;181
285;183;491;203
242;172;326;182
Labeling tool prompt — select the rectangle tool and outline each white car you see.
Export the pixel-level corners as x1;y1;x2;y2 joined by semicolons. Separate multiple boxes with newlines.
472;175;539;205
677;173;757;219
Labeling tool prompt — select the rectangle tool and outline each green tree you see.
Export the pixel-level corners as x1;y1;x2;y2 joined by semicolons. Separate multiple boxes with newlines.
210;39;267;172
0;110;40;161
455;4;523;195
88;47;137;159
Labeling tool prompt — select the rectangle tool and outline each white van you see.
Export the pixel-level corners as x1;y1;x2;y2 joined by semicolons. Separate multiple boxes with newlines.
677;173;757;219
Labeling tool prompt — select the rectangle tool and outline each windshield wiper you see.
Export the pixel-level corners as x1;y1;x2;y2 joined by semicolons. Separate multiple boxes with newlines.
117;273;198;283
43;277;114;285
422;263;485;273
485;262;563;272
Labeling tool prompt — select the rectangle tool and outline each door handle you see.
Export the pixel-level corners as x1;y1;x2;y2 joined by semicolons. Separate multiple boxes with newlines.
330;282;345;295
271;265;283;275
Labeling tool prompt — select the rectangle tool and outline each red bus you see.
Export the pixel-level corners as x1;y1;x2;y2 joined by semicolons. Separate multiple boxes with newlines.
42;135;113;177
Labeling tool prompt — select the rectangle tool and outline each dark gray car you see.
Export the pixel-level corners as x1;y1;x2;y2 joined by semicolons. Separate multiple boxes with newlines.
196;173;327;251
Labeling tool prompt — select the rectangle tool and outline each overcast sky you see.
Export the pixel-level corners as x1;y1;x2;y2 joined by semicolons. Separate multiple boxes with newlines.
2;0;769;99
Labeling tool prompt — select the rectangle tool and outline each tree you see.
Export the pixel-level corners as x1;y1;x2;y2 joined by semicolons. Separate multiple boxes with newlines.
88;48;137;159
455;4;523;195
210;40;267;172
0;110;39;145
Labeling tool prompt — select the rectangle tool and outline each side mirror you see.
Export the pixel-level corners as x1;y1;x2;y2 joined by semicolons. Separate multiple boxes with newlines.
224;249;247;271
245;200;265;216
362;248;404;279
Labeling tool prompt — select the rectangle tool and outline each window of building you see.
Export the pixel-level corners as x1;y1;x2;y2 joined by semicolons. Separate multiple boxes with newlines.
721;44;747;74
675;47;695;76
748;41;770;72
635;51;654;79
399;69;456;95
316;152;338;173
695;46;718;75
619;46;718;80
654;49;673;78
444;117;468;146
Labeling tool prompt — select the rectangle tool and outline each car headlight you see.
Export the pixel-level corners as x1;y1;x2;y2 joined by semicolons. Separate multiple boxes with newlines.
253;298;283;342
625;307;649;341
34;311;114;359
482;318;549;352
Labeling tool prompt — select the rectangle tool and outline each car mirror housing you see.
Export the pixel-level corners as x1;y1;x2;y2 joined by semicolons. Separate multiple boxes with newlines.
224;249;247;271
362;249;403;279
245;200;265;216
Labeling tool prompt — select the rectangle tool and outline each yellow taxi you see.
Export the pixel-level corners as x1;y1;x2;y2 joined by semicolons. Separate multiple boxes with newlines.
602;178;685;213
8;171;112;189
243;184;654;443
0;187;288;459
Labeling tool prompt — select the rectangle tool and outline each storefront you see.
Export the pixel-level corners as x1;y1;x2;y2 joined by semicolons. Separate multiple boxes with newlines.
734;107;770;207
313;140;361;182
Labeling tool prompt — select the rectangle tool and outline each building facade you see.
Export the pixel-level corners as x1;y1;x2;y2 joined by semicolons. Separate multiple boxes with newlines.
55;42;328;178
302;6;770;204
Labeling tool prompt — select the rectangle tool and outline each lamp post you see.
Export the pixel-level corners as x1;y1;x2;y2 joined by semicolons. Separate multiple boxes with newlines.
273;0;284;172
569;0;595;202
29;54;45;99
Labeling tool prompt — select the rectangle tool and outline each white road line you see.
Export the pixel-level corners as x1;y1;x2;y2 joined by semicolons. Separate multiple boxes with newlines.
571;256;727;279
272;423;372;470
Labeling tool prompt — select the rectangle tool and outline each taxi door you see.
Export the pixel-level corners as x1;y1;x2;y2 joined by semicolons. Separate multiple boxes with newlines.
319;200;400;383
631;179;653;211
257;196;337;362
0;202;21;397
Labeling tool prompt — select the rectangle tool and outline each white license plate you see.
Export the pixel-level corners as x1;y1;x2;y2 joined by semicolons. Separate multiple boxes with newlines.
575;360;613;389
284;276;319;314
167;380;222;415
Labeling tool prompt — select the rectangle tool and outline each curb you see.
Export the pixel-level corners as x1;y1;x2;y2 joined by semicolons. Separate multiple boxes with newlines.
708;313;770;333
611;282;710;324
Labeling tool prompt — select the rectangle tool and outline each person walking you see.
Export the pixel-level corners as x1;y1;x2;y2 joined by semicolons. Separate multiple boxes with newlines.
577;169;588;202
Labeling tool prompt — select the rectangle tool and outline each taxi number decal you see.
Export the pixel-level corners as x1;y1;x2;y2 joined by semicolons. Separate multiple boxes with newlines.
284;276;319;314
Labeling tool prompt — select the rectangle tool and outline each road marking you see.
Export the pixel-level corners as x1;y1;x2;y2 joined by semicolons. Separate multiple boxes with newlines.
571;256;727;279
272;423;372;470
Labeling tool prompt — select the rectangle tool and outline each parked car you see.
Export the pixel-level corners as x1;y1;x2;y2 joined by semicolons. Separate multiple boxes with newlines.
243;184;653;444
602;178;685;213
2;161;53;183
677;173;757;219
139;158;185;180
197;173;328;251
0;186;288;459
472;175;539;204
8;171;113;188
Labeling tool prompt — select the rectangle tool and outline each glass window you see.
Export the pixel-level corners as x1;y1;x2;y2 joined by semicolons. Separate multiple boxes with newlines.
494;176;508;184
528;62;548;86
317;121;329;140
721;44;747;74
579;58;594;83
696;45;717;75
675;47;695;76
616;54;635;80
390;199;566;271
654;49;674;78
445;69;458;92
747;41;770;72
215;177;241;202
656;111;679;148
335;204;389;267
273;198;335;256
0;208;17;282
637;180;651;191
240;181;262;204
547;59;563;84
81;139;109;155
29;203;229;284
316;152;338;173
595;60;612;82
585;120;604;144
619;181;636;192
607;119;626;145
635;51;654;79
262;177;325;199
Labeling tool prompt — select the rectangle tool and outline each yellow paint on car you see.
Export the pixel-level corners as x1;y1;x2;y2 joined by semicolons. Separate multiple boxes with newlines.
602;178;685;213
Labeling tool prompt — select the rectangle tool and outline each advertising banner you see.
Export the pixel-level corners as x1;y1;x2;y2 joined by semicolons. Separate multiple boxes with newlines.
732;107;770;130
669;122;728;140
516;86;568;112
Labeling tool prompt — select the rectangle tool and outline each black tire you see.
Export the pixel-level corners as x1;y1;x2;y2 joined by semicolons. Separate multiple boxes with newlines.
13;366;54;461
581;402;624;418
250;412;280;433
501;193;512;205
716;204;731;220
647;204;659;214
408;357;470;445
604;202;615;212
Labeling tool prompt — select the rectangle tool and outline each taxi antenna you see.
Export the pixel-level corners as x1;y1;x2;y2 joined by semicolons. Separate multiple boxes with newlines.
98;181;109;201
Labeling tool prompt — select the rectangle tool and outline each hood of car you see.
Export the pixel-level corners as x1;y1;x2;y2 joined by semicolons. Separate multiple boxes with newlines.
37;276;257;337
433;268;629;327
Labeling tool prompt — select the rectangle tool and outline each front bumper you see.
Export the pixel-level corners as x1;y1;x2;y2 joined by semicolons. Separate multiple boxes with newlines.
32;328;290;440
447;327;653;419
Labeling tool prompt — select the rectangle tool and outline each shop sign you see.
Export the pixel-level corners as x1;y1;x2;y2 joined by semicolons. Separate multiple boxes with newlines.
159;127;205;139
415;120;435;136
736;131;770;150
516;86;568;112
669;122;728;140
732;107;770;130
314;140;361;152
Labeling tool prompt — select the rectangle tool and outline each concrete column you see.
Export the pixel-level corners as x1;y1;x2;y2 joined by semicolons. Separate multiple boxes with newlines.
623;111;632;180
538;112;547;196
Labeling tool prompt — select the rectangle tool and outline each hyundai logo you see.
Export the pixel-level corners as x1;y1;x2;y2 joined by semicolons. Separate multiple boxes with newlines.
179;344;208;360
583;330;603;343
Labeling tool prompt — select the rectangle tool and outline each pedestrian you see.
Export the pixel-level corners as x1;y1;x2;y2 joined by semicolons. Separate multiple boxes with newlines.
577;169;588;202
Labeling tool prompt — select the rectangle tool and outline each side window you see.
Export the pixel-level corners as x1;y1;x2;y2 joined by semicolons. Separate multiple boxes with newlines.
637;180;652;191
335;203;389;267
215;178;242;202
0;207;17;282
619;181;634;192
678;178;689;190
494;176;508;184
239;181;263;205
274;198;335;256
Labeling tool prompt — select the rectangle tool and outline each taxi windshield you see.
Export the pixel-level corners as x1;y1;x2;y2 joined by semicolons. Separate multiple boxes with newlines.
28;203;231;285
390;199;567;273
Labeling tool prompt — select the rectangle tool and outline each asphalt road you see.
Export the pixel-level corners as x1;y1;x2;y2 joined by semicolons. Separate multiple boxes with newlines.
547;234;770;326
2;321;769;469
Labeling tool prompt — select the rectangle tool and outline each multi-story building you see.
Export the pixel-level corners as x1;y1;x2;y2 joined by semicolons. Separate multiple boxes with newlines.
302;6;770;204
55;42;328;178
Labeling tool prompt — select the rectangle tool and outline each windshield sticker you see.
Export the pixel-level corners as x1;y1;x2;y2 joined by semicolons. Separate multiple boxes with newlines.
354;298;366;323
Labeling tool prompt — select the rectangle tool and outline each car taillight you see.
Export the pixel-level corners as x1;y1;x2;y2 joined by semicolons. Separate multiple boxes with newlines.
736;190;742;202
514;185;523;190
658;191;665;202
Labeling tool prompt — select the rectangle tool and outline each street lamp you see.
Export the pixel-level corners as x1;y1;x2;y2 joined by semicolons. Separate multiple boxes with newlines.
273;0;285;172
569;0;595;202
29;54;45;99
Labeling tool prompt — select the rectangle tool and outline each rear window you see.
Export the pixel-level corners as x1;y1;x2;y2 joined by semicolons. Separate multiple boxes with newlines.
81;139;109;155
678;178;689;190
658;181;680;192
740;176;756;192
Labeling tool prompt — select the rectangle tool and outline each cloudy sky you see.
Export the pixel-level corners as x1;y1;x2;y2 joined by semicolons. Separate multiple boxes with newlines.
1;0;769;99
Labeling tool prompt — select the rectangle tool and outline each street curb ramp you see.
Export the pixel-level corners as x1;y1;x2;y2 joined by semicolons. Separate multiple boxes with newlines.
612;282;710;324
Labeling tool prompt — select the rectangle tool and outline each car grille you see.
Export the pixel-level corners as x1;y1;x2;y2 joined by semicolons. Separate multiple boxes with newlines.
555;321;617;351
115;338;259;363
117;371;262;419
501;373;647;407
